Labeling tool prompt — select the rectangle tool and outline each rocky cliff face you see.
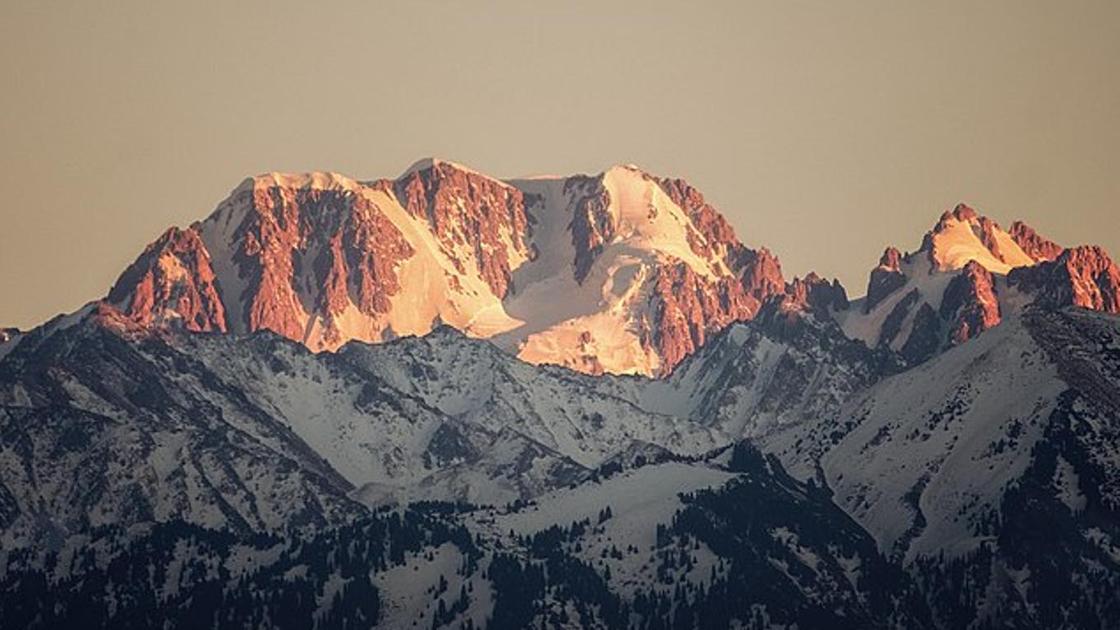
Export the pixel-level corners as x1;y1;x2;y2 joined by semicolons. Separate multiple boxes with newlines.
939;260;1001;345
865;247;907;312
107;227;227;332
106;160;794;376
1009;219;1064;262
1009;245;1120;313
781;272;849;315
918;203;1038;273
646;255;786;373
565;174;615;284
214;174;420;347
391;159;533;297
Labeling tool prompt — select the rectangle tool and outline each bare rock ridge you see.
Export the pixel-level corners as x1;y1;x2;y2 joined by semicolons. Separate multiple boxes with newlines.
940;260;1000;345
106;160;819;376
565;174;615;284
1008;219;1064;262
775;272;849;317
643;177;788;370
391;160;533;298
865;246;906;312
107;227;227;332
1009;245;1120;312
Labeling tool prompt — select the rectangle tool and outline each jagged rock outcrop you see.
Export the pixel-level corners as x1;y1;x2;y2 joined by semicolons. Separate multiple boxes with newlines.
940;260;1001;345
974;212;1020;265
107;227;227;332
1009;220;1064;262
865;247;907;312
647;253;788;372
648;264;748;372
652;176;788;317
1008;245;1120;313
656;176;752;268
737;247;786;302
878;288;921;349
566;175;615;284
228;174;418;345
776;273;849;316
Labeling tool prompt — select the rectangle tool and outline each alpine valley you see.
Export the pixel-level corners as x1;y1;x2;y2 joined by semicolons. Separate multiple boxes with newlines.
2;159;1119;629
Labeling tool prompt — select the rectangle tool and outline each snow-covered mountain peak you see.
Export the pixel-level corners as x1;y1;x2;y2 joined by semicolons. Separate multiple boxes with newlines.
595;163;725;277
922;202;1037;274
102;160;793;376
251;170;361;192
396;157;514;188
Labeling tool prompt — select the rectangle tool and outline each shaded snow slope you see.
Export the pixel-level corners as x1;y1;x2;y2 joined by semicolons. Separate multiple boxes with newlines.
0;307;727;547
823;315;1064;561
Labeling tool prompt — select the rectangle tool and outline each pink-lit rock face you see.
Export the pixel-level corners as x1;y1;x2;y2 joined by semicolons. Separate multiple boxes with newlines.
648;260;779;372
1009;245;1120;313
941;260;1001;345
919;203;1037;273
104;161;795;376
656;177;742;262
239;184;415;344
1009;220;1064;263
643;176;799;372
228;178;420;347
107;227;227;332
393;160;532;298
566;175;615;284
865;247;907;313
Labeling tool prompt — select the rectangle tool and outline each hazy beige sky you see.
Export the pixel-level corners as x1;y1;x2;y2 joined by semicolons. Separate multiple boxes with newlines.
1;0;1117;329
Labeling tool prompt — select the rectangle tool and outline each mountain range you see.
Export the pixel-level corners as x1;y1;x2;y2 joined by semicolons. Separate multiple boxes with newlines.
2;159;1119;629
